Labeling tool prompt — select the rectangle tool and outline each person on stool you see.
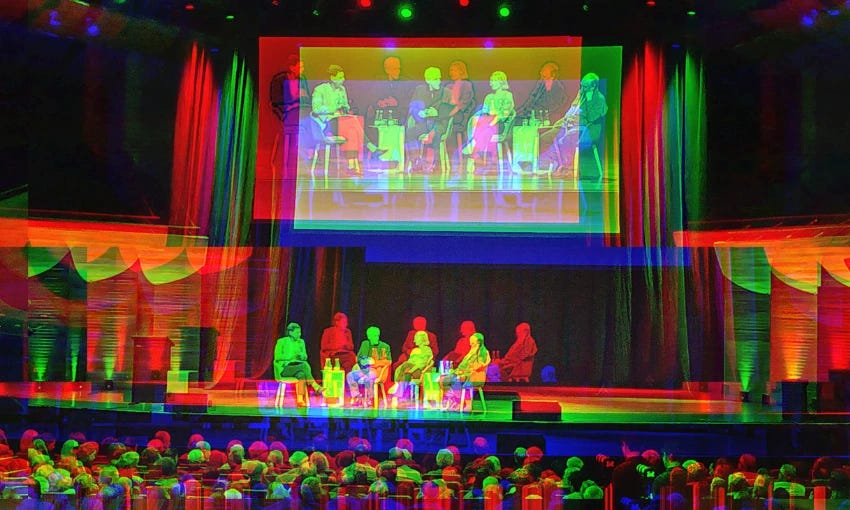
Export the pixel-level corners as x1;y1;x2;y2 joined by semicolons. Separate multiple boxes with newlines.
273;323;323;406
320;312;357;372
346;355;378;408
493;322;538;381
389;331;434;405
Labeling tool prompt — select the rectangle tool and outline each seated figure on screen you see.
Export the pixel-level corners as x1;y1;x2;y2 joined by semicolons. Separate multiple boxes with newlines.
371;56;412;126
389;331;434;404
312;64;351;117
492;322;538;382
463;71;515;162
312;64;382;174
393;316;439;374
271;55;310;130
273;323;323;403
320;312;357;372
406;66;455;174
298;109;337;163
516;62;567;126
539;72;608;179
445;60;477;158
441;332;491;411
442;320;476;367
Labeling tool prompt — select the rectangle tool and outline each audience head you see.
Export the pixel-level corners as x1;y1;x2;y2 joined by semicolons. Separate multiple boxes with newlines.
435;449;454;468
154;430;171;450
472;436;489;456
269;441;288;462
395;438;414;455
248;441;268;460
779;464;797;482
310;451;330;472
738;453;757;472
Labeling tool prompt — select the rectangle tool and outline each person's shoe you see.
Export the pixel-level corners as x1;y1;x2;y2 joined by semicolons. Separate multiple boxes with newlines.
367;142;388;156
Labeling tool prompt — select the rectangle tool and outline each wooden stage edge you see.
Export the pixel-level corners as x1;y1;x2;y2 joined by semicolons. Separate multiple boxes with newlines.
4;381;848;427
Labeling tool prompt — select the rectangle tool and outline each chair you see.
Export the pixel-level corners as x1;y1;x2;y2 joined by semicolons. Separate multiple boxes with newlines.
507;358;535;383
421;367;443;409
458;381;487;414
309;137;346;188
464;111;516;175
371;362;391;410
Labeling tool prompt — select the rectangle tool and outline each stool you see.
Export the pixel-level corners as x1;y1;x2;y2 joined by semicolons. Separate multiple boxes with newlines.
459;384;487;413
274;378;309;409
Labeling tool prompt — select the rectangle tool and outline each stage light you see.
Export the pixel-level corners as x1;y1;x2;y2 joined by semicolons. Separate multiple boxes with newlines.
103;379;115;391
397;3;413;20
184;2;195;10
459;0;470;6
225;14;235;20
646;0;656;6
498;3;511;18
740;391;750;403
358;0;372;7
686;10;695;16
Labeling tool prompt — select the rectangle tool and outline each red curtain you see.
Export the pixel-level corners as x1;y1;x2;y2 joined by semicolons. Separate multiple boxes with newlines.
170;43;219;234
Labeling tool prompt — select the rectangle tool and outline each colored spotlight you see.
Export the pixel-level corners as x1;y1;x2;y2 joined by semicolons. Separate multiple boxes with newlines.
686;10;695;16
359;0;372;7
459;0;469;6
398;3;413;20
498;3;511;17
225;14;235;20
184;2;195;10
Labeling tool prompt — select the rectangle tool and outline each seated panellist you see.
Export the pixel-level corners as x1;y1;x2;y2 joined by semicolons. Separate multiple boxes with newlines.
273;322;322;405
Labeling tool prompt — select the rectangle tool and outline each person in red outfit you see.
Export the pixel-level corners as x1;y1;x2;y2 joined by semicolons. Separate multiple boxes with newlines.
320;312;357;372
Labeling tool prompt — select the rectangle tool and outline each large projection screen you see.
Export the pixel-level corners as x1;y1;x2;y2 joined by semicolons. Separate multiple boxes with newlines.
256;37;620;236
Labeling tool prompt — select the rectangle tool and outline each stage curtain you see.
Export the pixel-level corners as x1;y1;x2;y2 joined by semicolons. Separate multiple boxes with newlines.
170;43;218;234
616;42;709;386
209;51;257;247
246;246;292;379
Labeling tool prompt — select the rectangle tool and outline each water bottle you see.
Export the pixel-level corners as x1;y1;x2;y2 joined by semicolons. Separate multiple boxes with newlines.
324;358;332;370
376;109;383;125
334;358;341;370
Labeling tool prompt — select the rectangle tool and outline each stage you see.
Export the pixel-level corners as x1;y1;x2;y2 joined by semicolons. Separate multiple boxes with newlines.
3;381;847;461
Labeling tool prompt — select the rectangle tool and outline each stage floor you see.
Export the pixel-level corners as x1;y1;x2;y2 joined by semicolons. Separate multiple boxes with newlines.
5;382;848;426
3;382;848;459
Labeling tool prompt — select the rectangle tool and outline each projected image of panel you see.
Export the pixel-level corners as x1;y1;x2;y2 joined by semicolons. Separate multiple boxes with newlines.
256;37;621;235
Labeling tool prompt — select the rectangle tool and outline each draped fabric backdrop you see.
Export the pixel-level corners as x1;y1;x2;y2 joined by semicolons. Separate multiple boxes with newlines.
170;43;219;234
